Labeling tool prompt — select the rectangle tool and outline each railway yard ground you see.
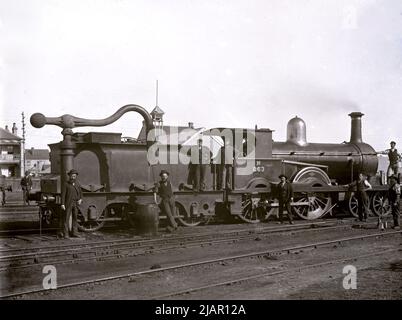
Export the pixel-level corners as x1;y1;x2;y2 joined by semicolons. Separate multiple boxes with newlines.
0;197;401;300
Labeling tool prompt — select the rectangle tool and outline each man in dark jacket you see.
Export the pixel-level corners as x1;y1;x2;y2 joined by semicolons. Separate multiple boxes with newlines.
388;175;400;229
348;172;372;222
60;169;83;238
0;175;7;206
20;171;33;205
277;174;294;224
188;138;212;192
154;170;178;233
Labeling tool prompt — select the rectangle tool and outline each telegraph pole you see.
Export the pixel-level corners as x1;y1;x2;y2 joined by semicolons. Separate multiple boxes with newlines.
156;79;159;107
21;112;26;177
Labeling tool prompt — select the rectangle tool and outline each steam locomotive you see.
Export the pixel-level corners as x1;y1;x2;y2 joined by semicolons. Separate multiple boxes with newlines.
30;106;390;232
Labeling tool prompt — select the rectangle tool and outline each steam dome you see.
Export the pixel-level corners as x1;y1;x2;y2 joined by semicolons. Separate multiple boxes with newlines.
287;116;307;146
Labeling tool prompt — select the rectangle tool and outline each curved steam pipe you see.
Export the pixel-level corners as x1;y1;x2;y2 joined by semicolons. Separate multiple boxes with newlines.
30;104;154;133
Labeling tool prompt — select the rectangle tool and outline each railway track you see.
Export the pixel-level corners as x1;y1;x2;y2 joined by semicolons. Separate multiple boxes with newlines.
0;218;366;270
0;228;58;237
151;247;399;299
0;223;131;238
2;229;400;299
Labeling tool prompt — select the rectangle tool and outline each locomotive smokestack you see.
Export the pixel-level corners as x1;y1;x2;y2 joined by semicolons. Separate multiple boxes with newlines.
348;112;364;144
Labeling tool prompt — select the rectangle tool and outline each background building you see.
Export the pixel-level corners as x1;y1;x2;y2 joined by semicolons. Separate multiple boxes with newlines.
25;148;50;176
0;124;22;177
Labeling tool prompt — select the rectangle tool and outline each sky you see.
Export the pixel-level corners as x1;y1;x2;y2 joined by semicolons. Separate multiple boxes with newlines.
1;0;401;151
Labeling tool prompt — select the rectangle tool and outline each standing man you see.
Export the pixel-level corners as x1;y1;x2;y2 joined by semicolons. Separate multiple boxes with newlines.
154;170;178;233
348;172;372;222
20;171;33;205
60;169;83;238
379;141;401;181
190;138;212;191
388;175;400;230
277;174;294;224
216;143;233;190
0;175;6;206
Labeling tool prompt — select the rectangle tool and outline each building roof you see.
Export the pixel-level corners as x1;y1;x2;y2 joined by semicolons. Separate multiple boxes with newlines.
150;106;165;116
0;128;22;144
25;148;49;160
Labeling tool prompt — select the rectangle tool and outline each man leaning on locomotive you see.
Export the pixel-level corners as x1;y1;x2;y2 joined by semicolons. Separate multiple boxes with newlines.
153;170;179;233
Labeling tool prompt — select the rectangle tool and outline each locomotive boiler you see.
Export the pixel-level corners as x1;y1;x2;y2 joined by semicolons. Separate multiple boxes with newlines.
272;112;378;184
30;105;390;232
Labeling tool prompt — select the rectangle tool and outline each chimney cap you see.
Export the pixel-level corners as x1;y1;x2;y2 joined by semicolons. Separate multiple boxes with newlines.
348;112;364;118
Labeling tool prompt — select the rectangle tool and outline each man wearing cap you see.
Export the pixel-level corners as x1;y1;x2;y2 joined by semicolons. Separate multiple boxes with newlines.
379;141;401;180
388;175;400;230
60;169;83;238
347;172;372;222
277;174;294;224
154;170;178;232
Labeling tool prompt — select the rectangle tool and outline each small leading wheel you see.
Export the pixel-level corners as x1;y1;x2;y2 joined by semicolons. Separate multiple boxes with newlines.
77;206;106;232
371;192;391;217
175;202;204;227
236;194;269;223
348;193;359;218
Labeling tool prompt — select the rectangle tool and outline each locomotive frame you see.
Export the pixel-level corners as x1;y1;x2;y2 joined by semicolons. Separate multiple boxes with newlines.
30;106;392;232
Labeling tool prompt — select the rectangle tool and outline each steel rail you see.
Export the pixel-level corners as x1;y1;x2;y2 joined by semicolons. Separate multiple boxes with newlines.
0;220;353;270
1;223;365;271
0;219;339;255
151;248;400;299
1;229;400;299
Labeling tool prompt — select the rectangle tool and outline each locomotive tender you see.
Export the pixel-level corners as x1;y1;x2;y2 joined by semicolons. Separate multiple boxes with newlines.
30;106;390;232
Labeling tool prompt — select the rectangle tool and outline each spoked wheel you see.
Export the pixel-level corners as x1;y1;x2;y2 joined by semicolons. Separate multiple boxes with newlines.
371;192;391;217
347;193;359;218
292;193;332;220
236;194;269;223
176;202;204;227
291;167;332;220
77;206;106;232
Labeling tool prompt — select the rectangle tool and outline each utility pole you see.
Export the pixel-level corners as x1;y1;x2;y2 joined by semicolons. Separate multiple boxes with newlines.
156;79;159;107
21;112;26;177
